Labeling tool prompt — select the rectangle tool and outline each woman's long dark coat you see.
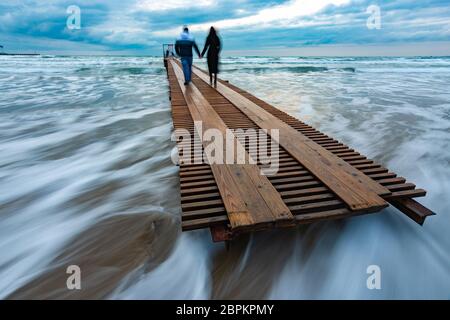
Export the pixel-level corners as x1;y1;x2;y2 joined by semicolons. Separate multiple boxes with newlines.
201;35;221;74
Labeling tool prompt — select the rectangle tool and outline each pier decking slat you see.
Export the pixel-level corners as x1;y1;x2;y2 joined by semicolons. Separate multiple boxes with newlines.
165;58;434;240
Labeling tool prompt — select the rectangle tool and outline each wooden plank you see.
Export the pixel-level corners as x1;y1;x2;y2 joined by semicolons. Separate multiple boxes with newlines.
191;65;390;212
233;164;294;227
224;165;277;230
182;215;229;231
170;60;294;230
295;208;376;224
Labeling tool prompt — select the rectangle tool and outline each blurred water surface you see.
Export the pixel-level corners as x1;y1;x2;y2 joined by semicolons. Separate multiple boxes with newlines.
0;55;449;299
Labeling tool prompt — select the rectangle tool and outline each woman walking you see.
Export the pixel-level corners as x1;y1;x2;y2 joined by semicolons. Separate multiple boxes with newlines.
201;27;221;87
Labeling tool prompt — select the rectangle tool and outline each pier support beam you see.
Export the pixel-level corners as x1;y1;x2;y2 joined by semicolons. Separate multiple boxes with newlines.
390;198;435;225
210;225;232;242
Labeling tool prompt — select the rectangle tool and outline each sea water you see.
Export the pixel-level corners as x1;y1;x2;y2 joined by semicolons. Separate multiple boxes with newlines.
0;55;449;299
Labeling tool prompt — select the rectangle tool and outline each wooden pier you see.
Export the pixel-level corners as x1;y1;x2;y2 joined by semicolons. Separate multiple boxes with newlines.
165;58;435;242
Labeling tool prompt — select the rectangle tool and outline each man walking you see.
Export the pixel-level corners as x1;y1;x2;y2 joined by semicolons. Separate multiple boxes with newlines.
175;26;201;85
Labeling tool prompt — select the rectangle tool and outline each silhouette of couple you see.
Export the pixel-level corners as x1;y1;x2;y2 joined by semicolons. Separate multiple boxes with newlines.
175;26;221;87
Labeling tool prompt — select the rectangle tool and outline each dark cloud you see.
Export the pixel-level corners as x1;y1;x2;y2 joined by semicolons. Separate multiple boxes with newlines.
0;0;448;54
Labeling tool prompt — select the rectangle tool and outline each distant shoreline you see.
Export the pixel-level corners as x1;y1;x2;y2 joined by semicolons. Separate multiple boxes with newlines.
0;53;40;56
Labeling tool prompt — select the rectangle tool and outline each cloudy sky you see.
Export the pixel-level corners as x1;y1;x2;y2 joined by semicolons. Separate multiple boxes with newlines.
0;0;449;55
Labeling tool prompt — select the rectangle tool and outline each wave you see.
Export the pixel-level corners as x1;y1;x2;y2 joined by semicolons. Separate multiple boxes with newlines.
118;67;166;75
116;67;150;75
223;65;356;73
75;67;165;75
